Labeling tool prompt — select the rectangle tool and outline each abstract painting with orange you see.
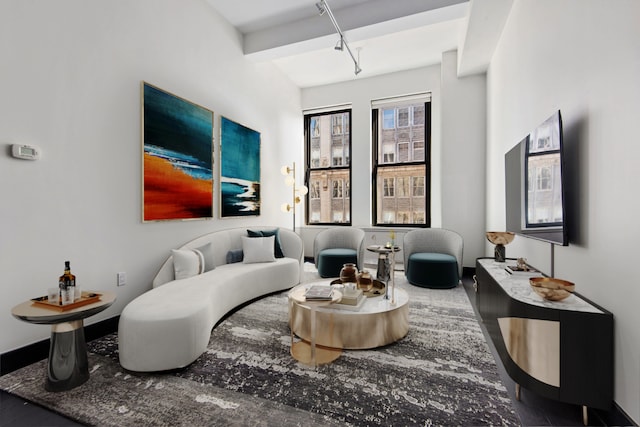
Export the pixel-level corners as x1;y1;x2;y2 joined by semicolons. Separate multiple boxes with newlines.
142;83;214;221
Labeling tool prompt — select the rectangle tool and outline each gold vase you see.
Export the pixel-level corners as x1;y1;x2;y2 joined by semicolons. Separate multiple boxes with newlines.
356;269;373;292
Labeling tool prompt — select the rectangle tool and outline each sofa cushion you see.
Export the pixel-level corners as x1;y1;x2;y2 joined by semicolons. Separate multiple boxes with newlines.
242;236;276;263
247;228;284;258
171;248;205;280
196;242;215;272
225;249;244;264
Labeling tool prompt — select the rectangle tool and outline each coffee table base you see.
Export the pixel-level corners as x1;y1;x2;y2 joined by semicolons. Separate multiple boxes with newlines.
291;341;341;366
46;320;89;392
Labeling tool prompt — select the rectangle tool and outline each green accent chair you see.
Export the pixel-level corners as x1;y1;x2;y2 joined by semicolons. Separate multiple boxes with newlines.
314;228;365;278
403;229;463;289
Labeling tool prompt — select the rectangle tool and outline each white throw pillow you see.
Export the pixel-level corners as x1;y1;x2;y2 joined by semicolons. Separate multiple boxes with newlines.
171;248;205;280
241;236;276;263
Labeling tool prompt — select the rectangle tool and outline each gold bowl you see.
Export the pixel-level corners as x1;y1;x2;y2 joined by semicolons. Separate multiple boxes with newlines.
486;231;515;245
530;277;575;301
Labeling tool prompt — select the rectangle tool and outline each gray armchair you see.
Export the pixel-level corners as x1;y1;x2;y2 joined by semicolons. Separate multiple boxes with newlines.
403;228;463;288
313;227;365;278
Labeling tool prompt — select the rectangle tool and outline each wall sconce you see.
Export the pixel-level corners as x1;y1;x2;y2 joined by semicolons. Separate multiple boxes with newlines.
280;162;308;232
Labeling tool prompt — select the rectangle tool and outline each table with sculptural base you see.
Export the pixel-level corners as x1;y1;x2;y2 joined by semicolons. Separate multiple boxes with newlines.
475;258;612;426
288;282;409;366
11;291;116;391
366;245;401;283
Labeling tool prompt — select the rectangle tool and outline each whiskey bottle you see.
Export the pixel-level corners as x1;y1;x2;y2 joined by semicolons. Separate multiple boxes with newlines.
58;261;76;304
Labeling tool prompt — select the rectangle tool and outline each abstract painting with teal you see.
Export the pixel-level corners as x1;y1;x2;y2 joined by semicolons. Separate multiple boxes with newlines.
220;116;260;217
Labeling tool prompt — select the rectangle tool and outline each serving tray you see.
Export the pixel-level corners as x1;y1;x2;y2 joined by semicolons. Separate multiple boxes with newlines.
31;292;102;312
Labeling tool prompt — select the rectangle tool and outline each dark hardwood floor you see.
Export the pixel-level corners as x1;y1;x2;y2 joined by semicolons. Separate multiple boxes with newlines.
1;272;633;426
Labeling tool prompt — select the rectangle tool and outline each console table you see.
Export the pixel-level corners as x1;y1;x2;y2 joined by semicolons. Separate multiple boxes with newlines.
475;258;613;425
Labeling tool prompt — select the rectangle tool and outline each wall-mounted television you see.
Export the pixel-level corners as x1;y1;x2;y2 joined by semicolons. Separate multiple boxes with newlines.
505;110;568;246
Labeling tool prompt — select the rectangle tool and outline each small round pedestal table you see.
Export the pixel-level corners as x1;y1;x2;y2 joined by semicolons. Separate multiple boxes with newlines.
366;245;401;282
11;291;116;391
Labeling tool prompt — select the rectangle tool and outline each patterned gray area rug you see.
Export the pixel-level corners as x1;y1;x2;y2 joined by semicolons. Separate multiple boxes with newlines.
0;270;520;426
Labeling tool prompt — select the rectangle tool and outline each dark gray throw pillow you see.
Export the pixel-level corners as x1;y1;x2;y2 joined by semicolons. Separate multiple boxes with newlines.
226;249;244;264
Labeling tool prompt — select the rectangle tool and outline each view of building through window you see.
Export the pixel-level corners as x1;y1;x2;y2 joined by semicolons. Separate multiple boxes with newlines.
305;110;351;224
526;113;563;225
373;99;430;225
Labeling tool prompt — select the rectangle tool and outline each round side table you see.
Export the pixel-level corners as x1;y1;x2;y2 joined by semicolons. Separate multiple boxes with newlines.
366;245;401;281
11;291;116;391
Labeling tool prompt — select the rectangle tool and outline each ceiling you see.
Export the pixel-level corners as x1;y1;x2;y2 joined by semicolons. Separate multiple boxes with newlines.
205;0;513;88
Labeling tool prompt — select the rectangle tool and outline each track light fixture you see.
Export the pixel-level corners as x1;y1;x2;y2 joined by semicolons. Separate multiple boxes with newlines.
315;0;362;76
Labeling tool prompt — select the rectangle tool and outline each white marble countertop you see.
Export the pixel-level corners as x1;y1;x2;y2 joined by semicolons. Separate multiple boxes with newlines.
478;259;602;314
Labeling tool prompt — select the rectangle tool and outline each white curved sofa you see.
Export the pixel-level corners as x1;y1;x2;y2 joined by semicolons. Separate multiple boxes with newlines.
118;227;303;372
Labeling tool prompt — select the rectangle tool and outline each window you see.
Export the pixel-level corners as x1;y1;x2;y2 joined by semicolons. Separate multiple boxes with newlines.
412;176;425;197
397;177;409;197
305;109;351;225
536;166;552;190
382;143;395;163
332;179;343;198
310;181;320;199
372;96;431;226
332;145;343;166
398;108;409;127
382;109;395;129
383;178;395;197
310;118;320;137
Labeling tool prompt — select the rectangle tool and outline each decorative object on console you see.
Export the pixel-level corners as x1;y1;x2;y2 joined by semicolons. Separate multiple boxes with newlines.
220;116;261;218
485;231;515;262
280;162;308;231
530;277;575;301
142;82;214;222
505;257;542;277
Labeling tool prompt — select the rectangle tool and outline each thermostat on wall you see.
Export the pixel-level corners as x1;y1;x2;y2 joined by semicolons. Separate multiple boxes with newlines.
11;144;41;160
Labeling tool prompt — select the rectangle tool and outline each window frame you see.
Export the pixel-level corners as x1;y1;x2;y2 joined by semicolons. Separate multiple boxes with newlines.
372;101;431;227
304;108;352;226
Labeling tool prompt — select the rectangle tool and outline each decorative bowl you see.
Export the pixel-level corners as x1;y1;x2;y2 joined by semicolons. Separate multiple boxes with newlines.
485;231;515;245
530;277;575;301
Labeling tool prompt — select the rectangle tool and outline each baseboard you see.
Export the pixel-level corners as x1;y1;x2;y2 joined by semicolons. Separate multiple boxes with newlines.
0;315;119;376
462;266;475;278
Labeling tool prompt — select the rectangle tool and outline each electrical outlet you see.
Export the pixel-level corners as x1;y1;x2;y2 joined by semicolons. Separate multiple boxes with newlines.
117;272;126;287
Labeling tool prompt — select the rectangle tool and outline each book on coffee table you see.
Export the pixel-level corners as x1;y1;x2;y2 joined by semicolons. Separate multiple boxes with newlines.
305;285;333;300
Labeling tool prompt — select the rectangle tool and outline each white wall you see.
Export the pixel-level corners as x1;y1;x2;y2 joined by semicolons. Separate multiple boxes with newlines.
0;0;302;353
301;57;487;268
486;0;640;422
440;50;486;268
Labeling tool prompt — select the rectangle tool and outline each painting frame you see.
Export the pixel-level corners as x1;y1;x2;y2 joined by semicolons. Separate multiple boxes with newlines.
141;82;214;222
219;116;261;218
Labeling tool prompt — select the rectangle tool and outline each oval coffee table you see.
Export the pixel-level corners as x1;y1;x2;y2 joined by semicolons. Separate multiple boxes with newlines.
11;291;116;391
289;281;409;353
